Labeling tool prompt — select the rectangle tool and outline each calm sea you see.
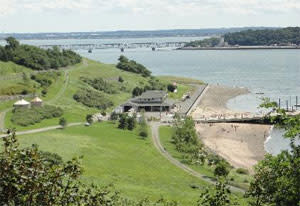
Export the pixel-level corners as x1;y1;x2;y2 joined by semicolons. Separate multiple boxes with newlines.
2;37;299;154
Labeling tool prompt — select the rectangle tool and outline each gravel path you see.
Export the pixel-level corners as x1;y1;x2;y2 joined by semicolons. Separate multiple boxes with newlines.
0;122;83;138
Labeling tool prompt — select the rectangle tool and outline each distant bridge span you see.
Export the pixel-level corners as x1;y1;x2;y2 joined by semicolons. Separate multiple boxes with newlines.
39;42;187;50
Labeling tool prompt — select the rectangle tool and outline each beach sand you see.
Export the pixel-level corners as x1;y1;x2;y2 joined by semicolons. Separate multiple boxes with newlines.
195;123;270;172
192;85;270;171
191;85;250;119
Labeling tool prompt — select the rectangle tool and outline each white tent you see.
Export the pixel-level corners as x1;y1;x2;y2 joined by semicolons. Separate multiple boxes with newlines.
13;99;30;108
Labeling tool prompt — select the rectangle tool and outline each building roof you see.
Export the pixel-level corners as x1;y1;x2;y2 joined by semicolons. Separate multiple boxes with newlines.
139;90;167;99
31;97;43;103
14;99;30;106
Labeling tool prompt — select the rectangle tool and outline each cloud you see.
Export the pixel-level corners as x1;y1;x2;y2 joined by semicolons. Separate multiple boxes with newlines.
1;0;300;16
0;0;16;16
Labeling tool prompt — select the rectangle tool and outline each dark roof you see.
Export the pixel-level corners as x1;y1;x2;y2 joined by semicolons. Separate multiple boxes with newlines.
139;90;167;99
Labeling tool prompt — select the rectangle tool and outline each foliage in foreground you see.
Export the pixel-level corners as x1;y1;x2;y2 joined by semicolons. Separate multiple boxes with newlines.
73;88;114;110
0;37;82;70
11;105;63;126
0;133;179;206
245;99;300;206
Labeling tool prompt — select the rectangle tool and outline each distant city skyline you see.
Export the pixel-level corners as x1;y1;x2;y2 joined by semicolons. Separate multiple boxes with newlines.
0;0;300;33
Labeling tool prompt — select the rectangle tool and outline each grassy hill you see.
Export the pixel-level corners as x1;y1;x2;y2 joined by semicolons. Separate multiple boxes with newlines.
0;59;197;131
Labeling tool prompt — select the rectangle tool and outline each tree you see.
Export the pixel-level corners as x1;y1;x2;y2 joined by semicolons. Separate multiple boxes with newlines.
0;133;126;206
5;37;20;50
246;99;300;206
214;161;230;177
198;178;238;206
132;87;143;97
59;117;67;129
86;114;93;124
167;84;177;92
118;114;128;129
127;116;136;131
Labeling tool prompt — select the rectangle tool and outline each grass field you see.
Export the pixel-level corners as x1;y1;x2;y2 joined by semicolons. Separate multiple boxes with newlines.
1;59;201;131
159;126;252;190
17;122;213;205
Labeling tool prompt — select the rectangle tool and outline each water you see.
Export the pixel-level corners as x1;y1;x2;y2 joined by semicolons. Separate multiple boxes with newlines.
2;37;300;154
78;47;300;155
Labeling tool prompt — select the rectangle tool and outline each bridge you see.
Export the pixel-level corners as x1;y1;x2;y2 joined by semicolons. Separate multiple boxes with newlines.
39;42;187;50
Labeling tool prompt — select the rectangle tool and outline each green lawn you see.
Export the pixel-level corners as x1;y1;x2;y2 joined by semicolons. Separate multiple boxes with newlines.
159;126;252;191
17;122;212;205
2;59;202;131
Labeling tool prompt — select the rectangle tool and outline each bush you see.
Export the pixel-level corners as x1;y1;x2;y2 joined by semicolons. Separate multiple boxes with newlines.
81;77;118;94
11;105;63;126
167;84;177;92
86;114;93;124
59;117;67;128
214;161;230;177
139;130;148;138
116;55;151;77
236;168;249;175
73;88;114;110
118;76;124;83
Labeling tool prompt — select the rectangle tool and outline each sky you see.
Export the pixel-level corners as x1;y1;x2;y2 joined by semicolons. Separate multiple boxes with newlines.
0;0;300;33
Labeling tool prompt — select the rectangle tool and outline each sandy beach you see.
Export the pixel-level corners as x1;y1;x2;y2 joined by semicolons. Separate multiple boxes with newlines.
192;85;271;171
191;85;250;119
196;123;270;171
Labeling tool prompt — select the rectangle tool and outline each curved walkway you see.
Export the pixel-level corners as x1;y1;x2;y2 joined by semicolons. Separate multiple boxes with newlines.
0;122;83;138
150;122;245;193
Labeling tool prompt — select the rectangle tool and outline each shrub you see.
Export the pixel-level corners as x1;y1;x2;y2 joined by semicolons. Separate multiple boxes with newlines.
167;84;177;92
214;161;230;177
81;77;118;94
11;105;63;126
86;114;93;124
236;168;249;175
116;55;151;77
59;117;67;128
73;88;114;110
118;76;124;82
139;130;148;138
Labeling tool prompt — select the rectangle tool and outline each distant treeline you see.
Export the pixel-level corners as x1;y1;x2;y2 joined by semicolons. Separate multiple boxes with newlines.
0;27;278;40
184;37;221;47
0;37;81;70
224;27;300;46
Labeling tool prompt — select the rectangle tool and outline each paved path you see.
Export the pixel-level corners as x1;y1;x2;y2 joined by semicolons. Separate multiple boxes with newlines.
0;109;9;132
0;122;83;138
150;122;245;193
176;84;207;115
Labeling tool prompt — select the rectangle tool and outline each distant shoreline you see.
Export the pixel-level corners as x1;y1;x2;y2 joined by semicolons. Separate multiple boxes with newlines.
178;46;300;50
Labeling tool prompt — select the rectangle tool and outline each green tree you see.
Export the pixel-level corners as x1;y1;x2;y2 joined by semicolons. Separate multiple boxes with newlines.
214;161;230;177
0;133;125;206
127;116;136;131
198;178;238;206
246;99;300;206
5;37;20;50
59;117;67;129
86;114;93;124
118;114;128;129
